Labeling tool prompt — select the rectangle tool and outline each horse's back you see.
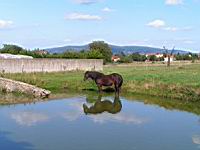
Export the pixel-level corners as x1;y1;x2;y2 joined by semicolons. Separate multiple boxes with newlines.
110;73;123;78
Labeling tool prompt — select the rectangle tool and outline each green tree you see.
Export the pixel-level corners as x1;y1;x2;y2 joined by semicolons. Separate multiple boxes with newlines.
62;51;80;58
89;41;112;63
119;55;132;63
132;53;147;61
87;50;103;59
0;44;24;54
149;55;157;62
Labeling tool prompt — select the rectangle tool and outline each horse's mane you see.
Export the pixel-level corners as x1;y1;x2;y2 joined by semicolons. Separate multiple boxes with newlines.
86;71;104;80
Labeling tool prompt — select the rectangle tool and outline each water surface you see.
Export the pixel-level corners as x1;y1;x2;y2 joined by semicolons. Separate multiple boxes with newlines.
0;94;200;150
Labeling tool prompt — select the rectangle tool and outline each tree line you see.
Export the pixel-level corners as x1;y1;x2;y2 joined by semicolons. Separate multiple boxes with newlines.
0;41;199;64
118;52;199;63
0;41;112;63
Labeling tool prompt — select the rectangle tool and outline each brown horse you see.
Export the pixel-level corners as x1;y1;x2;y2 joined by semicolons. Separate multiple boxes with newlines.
84;71;123;96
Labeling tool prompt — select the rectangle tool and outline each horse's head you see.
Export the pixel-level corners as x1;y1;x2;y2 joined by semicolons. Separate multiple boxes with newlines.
83;71;90;81
84;71;104;81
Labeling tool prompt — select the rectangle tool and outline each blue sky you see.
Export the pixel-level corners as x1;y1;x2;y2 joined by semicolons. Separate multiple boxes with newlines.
0;0;200;52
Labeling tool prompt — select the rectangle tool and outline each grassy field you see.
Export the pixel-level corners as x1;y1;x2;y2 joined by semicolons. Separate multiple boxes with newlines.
1;62;200;101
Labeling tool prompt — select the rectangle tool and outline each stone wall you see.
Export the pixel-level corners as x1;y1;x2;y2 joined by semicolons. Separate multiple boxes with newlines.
0;59;103;73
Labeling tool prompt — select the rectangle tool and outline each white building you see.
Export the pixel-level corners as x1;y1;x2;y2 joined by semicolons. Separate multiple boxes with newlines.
164;57;174;62
145;53;164;58
0;53;33;59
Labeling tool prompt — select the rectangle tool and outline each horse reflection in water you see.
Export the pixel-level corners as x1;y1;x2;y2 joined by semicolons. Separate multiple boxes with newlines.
83;95;122;115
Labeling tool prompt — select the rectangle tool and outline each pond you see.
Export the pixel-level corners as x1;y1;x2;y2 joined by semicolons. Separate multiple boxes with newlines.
0;94;200;150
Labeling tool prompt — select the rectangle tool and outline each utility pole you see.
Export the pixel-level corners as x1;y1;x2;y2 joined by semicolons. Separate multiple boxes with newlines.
163;46;175;67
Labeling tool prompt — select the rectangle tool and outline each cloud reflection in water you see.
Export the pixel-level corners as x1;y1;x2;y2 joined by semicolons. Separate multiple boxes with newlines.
192;135;200;149
11;111;49;127
89;112;147;124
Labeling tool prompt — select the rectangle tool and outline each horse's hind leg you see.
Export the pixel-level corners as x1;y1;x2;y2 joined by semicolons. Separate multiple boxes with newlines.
119;86;121;94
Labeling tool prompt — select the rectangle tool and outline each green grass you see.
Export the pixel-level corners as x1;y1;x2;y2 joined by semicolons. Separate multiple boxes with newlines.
104;64;200;87
1;63;200;101
104;64;200;101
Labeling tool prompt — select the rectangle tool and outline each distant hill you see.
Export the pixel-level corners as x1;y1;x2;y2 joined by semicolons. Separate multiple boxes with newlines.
45;44;190;55
46;45;89;54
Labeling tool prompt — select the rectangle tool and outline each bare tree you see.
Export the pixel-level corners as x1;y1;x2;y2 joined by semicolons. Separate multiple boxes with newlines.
163;46;175;67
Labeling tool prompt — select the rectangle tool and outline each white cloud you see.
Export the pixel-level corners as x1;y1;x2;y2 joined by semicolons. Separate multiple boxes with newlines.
0;20;13;29
147;19;166;28
65;13;102;21
102;7;115;12
73;0;99;5
175;38;195;44
164;26;192;32
11;111;49;126
147;19;192;32
184;40;195;44
165;0;183;5
173;38;194;43
163;27;178;31
64;38;72;42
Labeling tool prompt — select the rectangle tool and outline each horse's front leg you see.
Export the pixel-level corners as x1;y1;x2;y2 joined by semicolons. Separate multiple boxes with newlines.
114;84;120;97
115;91;119;98
97;84;102;94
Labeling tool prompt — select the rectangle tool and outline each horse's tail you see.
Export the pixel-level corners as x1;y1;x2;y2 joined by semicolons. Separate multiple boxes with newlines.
118;74;123;88
119;76;123;87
